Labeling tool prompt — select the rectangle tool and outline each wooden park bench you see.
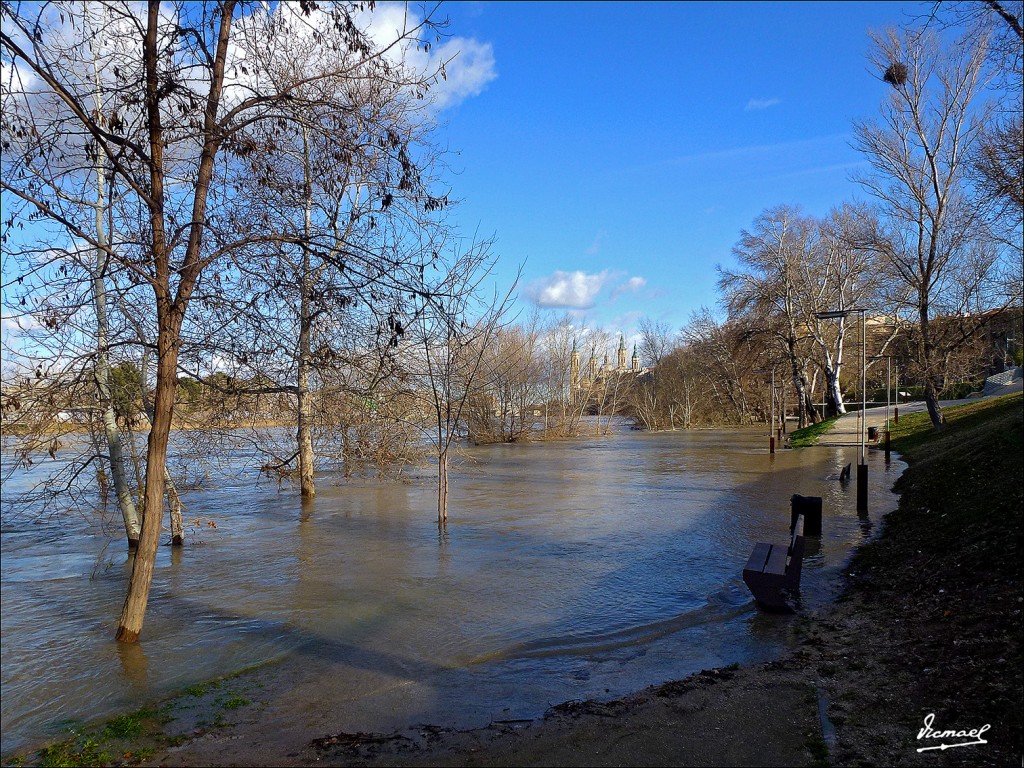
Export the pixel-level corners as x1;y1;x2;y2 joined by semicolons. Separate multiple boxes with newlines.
742;514;805;611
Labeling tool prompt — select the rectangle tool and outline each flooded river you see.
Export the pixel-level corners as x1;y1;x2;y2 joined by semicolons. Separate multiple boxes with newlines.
0;424;904;754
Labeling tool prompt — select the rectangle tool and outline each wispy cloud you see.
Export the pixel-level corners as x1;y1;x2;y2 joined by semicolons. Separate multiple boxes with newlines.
526;270;611;309
585;230;607;256
768;160;869;181
611;275;647;299
626;133;852;175
745;97;781;112
526;270;650;309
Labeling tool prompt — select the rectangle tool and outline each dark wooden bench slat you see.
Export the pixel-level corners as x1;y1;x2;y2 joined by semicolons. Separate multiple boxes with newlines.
744;542;771;573
742;513;806;611
764;544;788;575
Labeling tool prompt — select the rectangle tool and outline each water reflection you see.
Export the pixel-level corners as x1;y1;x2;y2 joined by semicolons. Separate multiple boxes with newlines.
1;426;904;754
116;642;150;688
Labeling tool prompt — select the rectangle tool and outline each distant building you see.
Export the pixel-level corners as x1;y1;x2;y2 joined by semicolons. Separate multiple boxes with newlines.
571;334;649;401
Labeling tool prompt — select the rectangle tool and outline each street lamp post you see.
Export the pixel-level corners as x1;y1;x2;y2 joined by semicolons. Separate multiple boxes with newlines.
817;308;868;511
870;355;891;463
885;355;891;462
780;380;786;436
894;364;899;424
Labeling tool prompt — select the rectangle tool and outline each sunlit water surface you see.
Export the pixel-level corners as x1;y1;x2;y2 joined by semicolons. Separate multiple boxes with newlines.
1;423;904;754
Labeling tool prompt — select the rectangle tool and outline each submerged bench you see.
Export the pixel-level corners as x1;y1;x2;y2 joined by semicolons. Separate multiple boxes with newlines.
742;514;805;611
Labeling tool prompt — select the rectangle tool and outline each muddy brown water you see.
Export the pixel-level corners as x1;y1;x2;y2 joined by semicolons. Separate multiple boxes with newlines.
0;423;905;755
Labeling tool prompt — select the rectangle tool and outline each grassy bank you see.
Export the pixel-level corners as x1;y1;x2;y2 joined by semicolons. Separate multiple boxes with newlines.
788;415;840;447
812;392;1023;765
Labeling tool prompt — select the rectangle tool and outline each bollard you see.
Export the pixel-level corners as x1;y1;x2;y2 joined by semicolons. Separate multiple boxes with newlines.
769;435;775;454
885;430;891;463
894;406;899;424
791;494;823;536
867;426;879;441
856;462;868;512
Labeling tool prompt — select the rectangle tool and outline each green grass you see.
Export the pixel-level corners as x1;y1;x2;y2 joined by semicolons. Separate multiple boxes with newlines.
36;737;112;768
100;708;157;740
220;695;250;710
788;416;840;447
888;391;1022;458
14;680;259;766
21;705;178;767
878;392;1023;555
183;680;219;697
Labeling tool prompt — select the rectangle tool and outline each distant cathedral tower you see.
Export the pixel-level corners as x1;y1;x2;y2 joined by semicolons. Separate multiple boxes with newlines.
617;334;627;371
632;344;640;372
588;347;598;379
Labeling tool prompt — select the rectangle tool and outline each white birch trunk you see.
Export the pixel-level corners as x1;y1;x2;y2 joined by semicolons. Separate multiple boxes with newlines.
88;6;141;546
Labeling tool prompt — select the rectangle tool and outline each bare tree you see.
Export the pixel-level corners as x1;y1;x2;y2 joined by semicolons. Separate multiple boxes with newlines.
921;4;1023;250
719;205;820;428
465;320;545;444
2;0;447;642
535;314;591;438
404;239;516;526
182;25;450;498
680;308;754;424
853;26;1004;426
797;203;891;418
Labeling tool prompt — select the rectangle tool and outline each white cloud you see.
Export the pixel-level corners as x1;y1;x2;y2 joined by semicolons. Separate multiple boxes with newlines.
526;270;611;309
428;37;497;109
611;275;647;300
745;97;781;111
356;4;496;111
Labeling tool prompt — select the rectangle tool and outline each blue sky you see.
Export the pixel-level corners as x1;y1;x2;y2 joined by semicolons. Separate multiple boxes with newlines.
1;1;924;369
432;1;916;341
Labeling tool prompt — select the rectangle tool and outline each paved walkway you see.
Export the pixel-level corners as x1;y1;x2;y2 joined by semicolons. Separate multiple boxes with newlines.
814;402;907;448
813;372;1023;448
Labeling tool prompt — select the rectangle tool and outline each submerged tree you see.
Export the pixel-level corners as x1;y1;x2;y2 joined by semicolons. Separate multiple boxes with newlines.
404;238;516;526
185;15;451;498
1;0;448;642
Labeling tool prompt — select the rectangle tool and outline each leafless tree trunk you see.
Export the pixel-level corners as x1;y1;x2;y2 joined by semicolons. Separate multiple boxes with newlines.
297;127;317;499
88;24;141;546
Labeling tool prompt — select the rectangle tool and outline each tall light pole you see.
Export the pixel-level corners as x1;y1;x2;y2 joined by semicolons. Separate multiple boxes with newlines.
753;367;775;454
780;379;787;436
870;355;891;463
817;308;868;511
894;363;900;424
